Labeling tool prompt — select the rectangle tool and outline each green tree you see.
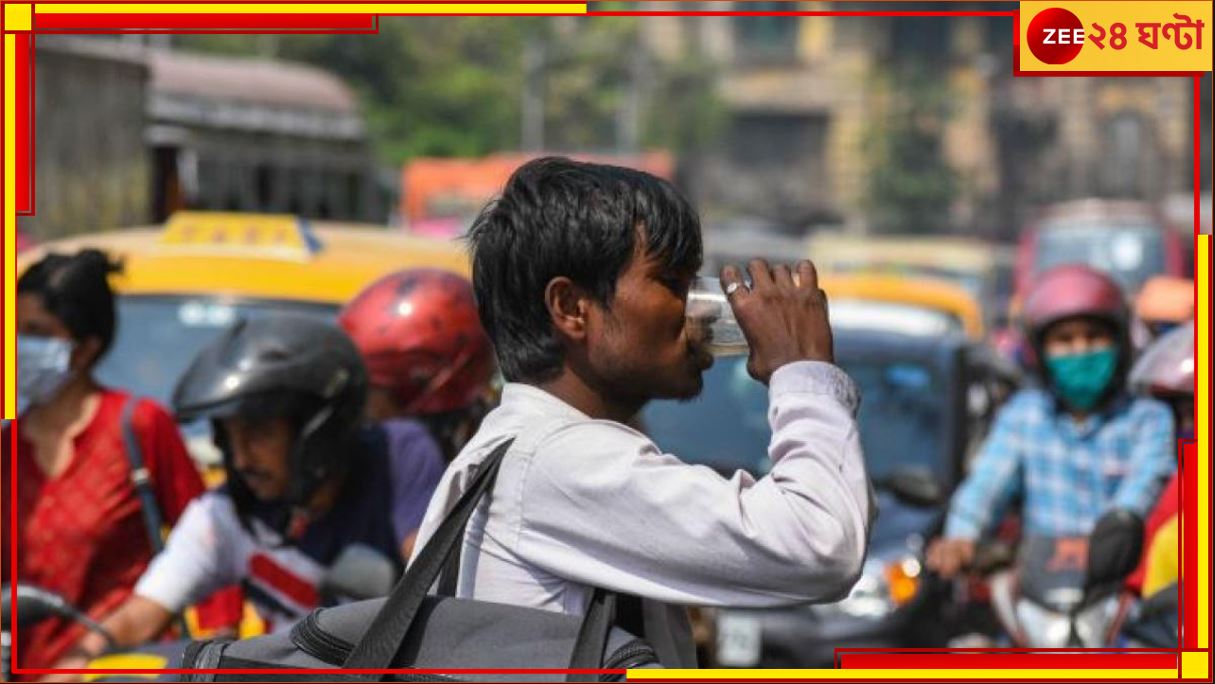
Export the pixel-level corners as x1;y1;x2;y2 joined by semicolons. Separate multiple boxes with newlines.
864;66;960;234
173;16;721;166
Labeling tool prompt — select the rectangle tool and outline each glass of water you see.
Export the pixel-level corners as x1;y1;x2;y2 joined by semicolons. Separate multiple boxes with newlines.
686;276;749;357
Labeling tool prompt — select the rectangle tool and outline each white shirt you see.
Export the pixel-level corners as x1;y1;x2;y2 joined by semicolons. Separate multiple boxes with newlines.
135;492;328;632
411;360;876;617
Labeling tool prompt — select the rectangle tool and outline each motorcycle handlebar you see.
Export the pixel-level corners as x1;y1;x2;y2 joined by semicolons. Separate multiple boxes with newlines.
1;584;116;648
969;541;1016;574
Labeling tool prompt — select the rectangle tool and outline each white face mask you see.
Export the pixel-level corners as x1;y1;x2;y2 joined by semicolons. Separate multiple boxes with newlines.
16;334;74;413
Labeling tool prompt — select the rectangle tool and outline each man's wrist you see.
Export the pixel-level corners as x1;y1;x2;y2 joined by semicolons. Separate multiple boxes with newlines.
943;517;980;540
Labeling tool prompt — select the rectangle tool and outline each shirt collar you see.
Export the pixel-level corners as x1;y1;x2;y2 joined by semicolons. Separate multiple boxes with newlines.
1054;391;1132;438
500;382;592;422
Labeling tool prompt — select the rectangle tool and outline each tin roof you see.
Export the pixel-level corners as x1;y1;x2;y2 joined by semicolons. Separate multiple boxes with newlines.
148;49;358;114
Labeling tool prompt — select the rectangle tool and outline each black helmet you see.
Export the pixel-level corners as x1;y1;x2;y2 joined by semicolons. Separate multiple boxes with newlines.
173;314;368;508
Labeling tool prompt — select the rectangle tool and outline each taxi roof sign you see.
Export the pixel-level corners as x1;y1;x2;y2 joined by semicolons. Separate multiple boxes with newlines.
158;212;323;261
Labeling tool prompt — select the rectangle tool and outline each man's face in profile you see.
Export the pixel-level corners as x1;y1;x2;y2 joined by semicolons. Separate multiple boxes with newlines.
582;243;713;408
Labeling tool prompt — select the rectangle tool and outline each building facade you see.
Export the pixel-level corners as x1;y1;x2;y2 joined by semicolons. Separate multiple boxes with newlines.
21;38;383;241
639;2;1199;238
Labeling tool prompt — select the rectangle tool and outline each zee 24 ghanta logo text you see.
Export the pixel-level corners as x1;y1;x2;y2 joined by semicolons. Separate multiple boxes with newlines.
1027;7;1204;65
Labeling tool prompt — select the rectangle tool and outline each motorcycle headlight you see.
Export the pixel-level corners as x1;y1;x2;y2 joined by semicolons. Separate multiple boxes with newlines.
829;557;922;619
885;557;921;606
1074;595;1121;647
1014;600;1072;648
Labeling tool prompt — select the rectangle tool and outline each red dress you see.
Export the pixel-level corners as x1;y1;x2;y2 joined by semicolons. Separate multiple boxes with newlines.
2;389;222;671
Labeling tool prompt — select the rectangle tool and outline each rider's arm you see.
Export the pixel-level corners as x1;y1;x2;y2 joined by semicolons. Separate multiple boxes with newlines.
69;595;175;661
1110;399;1176;517
382;420;448;562
942;396;1027;540
514;361;875;607
132;492;238;614
56;494;238;670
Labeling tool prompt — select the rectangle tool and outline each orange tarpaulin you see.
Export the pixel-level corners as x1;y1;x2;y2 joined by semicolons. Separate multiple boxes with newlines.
401;152;675;236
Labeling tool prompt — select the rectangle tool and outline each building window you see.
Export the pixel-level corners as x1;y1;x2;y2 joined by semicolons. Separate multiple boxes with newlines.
728;111;824;168
255;164;275;209
726;111;831;214
733;1;800;64
1101;112;1147;198
891;14;950;63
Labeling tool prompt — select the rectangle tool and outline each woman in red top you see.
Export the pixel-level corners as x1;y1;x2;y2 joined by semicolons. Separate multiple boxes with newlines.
2;250;210;674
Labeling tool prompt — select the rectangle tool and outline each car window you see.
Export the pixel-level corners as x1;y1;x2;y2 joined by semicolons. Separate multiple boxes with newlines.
641;353;948;483
1035;222;1166;293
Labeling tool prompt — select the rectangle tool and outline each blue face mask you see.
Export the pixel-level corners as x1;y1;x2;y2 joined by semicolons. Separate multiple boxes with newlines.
16;334;74;414
1045;346;1119;412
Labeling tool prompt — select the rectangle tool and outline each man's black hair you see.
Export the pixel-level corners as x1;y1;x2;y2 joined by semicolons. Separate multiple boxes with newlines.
467;156;703;383
17;248;122;364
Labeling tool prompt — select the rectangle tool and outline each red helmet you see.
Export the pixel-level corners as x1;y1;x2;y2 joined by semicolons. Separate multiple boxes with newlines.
339;269;495;415
1022;264;1128;342
1129;320;1193;397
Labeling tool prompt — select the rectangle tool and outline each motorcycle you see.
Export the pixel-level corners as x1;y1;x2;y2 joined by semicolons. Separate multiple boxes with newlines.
979;510;1145;648
2;584;118;680
1119;581;1179;648
1;543;398;681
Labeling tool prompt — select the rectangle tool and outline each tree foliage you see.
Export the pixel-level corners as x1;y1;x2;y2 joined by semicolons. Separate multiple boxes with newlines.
174;16;722;165
864;64;961;234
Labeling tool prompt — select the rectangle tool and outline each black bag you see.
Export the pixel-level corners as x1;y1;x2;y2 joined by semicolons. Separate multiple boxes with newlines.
179;439;659;682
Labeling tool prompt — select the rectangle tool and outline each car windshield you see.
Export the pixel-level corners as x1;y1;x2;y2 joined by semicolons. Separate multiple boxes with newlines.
1035;222;1166;293
830;299;965;338
97;295;338;408
640;353;947;483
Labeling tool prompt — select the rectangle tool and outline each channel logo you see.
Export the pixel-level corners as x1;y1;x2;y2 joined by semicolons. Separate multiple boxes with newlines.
1027;7;1086;64
1019;1;1210;73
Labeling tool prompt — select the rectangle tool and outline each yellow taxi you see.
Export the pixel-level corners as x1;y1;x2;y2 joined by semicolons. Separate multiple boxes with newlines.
19;212;470;471
821;274;986;341
808;232;1014;329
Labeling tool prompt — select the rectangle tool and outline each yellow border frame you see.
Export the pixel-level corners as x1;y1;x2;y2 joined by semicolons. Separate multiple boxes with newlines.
0;1;1209;680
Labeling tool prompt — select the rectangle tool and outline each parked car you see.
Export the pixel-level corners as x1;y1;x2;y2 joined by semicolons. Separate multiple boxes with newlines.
821;275;987;341
639;327;1016;667
807;232;1016;334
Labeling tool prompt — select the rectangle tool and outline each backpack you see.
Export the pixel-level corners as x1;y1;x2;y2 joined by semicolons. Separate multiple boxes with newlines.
178;439;660;682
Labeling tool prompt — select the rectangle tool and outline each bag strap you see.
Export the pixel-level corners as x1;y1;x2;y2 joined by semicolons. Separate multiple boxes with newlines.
120;396;192;639
121;397;167;555
566;588;616;682
341;438;512;677
343;438;617;681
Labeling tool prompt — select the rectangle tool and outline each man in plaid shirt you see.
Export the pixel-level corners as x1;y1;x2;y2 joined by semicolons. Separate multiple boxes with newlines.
927;265;1176;577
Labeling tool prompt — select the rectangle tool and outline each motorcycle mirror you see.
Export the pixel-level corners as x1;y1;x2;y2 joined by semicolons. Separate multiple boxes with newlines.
320;544;398;602
1084;509;1145;592
879;467;945;508
1;584;73;630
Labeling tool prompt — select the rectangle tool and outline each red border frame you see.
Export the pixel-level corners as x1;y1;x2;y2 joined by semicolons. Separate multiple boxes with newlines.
3;0;1211;679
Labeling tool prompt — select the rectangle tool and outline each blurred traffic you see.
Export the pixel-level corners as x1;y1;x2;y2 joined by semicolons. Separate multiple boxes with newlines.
4;10;1206;677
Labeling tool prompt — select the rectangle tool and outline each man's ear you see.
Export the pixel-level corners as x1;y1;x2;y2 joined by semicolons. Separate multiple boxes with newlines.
544;276;589;343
